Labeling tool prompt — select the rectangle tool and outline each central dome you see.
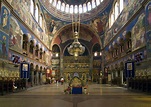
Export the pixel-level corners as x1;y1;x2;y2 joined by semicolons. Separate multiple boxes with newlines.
62;0;89;5
40;0;111;22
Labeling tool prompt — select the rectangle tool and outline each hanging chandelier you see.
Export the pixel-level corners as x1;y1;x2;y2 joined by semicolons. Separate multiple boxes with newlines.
67;13;85;57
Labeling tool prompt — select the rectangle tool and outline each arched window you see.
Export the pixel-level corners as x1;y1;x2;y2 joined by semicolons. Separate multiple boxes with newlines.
40;48;43;59
35;44;39;57
120;0;123;12
74;5;78;14
110;11;114;27
61;3;65;12
43;51;46;62
79;5;83;13
127;40;131;49
49;0;53;4
35;4;39;22
114;2;119;20
83;3;87;13
30;0;34;15
53;0;57;7
65;4;69;13
96;0;100;6
22;34;28;51
87;2;92;11
39;14;43;27
29;40;34;54
57;0;61;10
70;5;73;14
92;0;96;9
120;45;124;53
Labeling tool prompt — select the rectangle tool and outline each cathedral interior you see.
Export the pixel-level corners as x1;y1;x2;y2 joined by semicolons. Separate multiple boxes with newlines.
0;0;151;107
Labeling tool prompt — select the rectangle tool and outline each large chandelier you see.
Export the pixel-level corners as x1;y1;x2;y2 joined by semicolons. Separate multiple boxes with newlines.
67;13;85;57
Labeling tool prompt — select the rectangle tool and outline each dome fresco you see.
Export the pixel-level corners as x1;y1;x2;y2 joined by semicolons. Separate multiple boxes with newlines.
40;0;112;22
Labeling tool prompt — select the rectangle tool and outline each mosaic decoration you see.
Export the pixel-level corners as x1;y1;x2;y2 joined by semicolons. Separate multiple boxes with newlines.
0;31;9;59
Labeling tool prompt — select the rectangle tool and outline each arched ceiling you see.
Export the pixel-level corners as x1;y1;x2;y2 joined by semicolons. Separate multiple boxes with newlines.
39;0;113;53
51;24;102;53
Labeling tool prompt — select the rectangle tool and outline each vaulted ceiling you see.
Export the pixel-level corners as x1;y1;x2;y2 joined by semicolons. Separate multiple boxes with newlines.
39;0;113;53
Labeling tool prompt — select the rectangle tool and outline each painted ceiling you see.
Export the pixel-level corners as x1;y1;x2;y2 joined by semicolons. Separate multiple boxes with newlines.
40;0;112;22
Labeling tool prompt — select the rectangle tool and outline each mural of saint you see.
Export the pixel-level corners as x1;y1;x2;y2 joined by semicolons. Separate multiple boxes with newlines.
2;9;8;28
50;20;56;33
9;16;23;53
0;36;7;58
132;13;145;51
91;18;104;33
91;14;107;35
147;5;151;25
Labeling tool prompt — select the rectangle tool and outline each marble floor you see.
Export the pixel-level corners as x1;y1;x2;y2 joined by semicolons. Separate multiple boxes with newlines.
0;83;151;107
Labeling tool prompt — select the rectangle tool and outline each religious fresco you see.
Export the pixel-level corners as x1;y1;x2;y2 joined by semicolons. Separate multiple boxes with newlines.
59;27;93;44
104;9;146;65
0;31;9;59
6;0;49;47
106;11;146;52
112;0;143;32
90;13;108;35
59;28;72;44
9;15;47;55
45;51;50;65
0;4;10;30
9;16;23;53
146;2;151;58
131;12;146;51
40;0;112;22
7;0;30;24
42;7;66;36
104;29;113;46
104;0;144;46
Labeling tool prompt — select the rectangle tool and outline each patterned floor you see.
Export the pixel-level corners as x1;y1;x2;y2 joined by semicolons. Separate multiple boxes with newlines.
0;83;151;107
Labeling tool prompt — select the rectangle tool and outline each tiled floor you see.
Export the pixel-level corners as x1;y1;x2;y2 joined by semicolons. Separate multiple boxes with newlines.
0;83;151;107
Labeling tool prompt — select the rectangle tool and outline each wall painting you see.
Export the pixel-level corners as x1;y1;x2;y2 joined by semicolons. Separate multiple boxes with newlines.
146;2;151;59
131;12;145;51
0;31;9;59
9;16;23;53
0;4;10;30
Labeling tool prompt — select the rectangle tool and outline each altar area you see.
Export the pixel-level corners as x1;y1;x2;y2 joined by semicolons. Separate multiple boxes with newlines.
63;56;90;94
64;76;88;94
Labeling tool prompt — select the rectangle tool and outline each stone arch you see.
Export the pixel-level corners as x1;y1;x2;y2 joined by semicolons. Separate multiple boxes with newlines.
50;23;102;50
